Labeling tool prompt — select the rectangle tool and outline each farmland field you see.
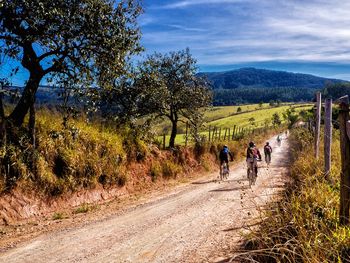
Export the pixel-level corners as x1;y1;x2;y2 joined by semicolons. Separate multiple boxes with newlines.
158;103;313;146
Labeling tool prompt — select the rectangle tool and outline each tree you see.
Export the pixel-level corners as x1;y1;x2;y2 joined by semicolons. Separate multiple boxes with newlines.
248;117;255;126
272;113;281;126
237;107;242;113
283;108;298;128
0;0;142;138
136;49;212;148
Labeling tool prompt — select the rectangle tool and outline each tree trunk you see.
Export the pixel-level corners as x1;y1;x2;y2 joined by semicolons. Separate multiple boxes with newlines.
169;118;178;148
29;102;36;147
0;93;4;120
8;74;41;128
0;119;6;147
0;93;6;146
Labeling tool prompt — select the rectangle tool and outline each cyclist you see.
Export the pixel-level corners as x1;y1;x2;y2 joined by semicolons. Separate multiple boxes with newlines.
246;141;262;177
264;142;272;165
219;145;233;173
277;135;282;146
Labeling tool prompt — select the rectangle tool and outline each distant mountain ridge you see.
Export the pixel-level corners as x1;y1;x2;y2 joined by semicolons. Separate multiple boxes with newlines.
198;68;347;105
199;67;345;89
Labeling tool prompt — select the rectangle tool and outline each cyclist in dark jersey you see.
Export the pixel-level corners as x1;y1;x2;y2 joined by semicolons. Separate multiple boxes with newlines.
219;145;233;170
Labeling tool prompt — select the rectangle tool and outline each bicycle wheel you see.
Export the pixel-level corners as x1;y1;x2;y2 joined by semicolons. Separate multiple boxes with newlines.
252;168;257;185
248;169;253;187
220;164;224;181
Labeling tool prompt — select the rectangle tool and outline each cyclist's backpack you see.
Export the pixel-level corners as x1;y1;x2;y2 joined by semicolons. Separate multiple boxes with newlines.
264;146;271;154
223;147;229;154
248;147;257;158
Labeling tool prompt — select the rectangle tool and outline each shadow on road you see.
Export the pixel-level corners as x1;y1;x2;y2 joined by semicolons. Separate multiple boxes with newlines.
210;185;250;192
191;179;217;185
222;221;260;232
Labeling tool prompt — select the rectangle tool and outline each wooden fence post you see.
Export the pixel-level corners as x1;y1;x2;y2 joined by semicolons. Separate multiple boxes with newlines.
315;92;322;159
228;128;231;141
185;121;189;146
324;98;332;179
219;127;222;141
338;95;350;225
224;128;227;141
232;125;236;140
208;126;211;142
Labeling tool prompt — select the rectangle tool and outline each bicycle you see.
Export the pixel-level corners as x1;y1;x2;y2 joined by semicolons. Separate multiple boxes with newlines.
265;154;271;167
246;158;260;187
220;162;229;181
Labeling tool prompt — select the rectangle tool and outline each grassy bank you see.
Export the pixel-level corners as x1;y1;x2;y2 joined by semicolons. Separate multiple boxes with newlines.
239;128;350;262
0;109;285;198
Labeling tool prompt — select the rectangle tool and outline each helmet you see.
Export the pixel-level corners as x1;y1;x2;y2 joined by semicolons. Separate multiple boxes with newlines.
249;141;255;147
223;145;228;149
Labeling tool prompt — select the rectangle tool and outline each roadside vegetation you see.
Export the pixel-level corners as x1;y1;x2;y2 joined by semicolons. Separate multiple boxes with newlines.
0;107;287;197
239;128;350;262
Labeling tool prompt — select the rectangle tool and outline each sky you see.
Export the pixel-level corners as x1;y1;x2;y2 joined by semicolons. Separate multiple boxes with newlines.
139;0;350;79
2;0;350;85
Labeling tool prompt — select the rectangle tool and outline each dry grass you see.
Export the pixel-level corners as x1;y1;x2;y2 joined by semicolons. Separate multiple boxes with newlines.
0;108;286;198
236;128;350;263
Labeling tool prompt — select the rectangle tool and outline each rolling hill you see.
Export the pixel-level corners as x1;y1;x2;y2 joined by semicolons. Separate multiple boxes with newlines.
199;68;346;105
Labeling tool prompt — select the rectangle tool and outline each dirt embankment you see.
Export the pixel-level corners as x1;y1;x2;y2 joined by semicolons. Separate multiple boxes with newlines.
0;146;212;225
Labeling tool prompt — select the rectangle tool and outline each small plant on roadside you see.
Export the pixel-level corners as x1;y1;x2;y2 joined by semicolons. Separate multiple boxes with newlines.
74;203;90;214
150;163;161;182
52;212;67;220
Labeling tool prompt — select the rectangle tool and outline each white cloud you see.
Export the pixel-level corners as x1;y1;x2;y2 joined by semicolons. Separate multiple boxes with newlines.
159;0;250;9
143;0;350;65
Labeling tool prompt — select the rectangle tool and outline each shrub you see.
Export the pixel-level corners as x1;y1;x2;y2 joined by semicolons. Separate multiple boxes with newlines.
74;203;90;214
161;160;182;179
149;163;161;182
52;212;66;220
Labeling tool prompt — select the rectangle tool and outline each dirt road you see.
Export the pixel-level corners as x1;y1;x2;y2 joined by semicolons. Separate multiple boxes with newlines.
0;135;290;263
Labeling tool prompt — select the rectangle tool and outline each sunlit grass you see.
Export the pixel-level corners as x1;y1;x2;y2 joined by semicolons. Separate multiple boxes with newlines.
239;128;350;262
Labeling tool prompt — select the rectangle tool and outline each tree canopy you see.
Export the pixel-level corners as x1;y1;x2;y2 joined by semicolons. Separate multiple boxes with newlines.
0;0;142;128
105;49;212;147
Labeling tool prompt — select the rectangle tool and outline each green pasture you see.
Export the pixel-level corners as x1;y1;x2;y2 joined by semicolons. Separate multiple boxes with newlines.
154;102;293;134
157;103;312;146
207;104;312;128
204;103;271;122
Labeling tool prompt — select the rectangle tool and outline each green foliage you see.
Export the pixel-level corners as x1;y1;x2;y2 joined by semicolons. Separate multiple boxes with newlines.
52;212;67;220
323;82;350;99
149;163;161;182
282;108;299;128
0;0;142;127
137;49;212;147
271;113;282;126
201;68;343;105
161;160;182;179
74;203;90;214
214;87;319;105
248;117;255;126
